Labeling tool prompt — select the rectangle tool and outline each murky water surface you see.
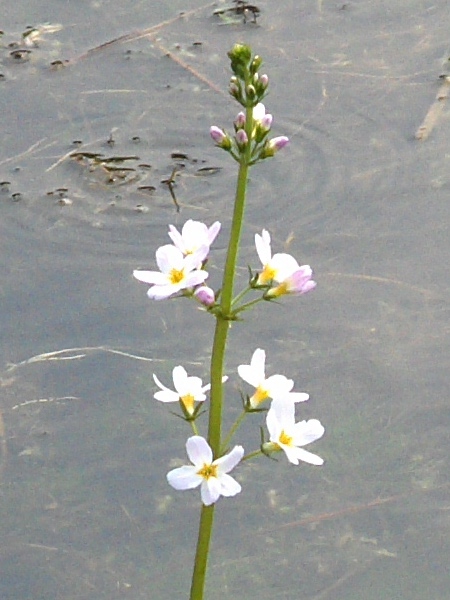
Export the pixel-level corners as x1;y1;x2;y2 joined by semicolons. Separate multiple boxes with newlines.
1;0;450;598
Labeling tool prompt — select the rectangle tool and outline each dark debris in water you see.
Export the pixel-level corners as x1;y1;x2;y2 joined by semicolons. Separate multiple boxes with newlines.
213;0;261;24
67;142;222;213
1;23;63;69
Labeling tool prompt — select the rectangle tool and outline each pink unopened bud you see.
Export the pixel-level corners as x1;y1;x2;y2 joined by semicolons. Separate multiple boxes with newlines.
210;126;232;150
235;129;248;146
195;285;215;307
268;136;289;151
260;113;273;131
234;111;246;129
260;135;289;158
259;73;269;88
210;126;226;144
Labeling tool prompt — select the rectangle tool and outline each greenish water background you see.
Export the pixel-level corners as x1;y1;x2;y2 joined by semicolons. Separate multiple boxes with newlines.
1;1;450;598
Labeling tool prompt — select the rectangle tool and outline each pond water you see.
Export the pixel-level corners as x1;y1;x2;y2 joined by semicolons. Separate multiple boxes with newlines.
1;0;450;598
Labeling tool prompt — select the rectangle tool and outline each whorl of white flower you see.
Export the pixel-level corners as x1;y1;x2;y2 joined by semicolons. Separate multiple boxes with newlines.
266;401;324;466
133;244;209;300
167;436;244;506
238;348;309;409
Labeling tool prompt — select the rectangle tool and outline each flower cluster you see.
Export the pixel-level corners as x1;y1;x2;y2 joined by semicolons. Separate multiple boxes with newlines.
210;103;289;164
133;220;220;301
134;219;316;308
153;347;324;505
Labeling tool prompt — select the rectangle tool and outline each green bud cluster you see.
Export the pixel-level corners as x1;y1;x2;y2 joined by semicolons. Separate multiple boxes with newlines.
227;44;268;108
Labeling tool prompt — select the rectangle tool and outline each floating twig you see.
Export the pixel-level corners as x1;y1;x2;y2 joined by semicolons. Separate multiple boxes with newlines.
415;75;450;140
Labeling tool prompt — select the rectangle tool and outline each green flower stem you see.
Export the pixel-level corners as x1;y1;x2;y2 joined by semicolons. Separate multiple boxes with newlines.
208;102;254;457
221;410;248;453
231;284;252;308
233;296;265;316
189;504;215;600
189;104;254;600
242;448;264;461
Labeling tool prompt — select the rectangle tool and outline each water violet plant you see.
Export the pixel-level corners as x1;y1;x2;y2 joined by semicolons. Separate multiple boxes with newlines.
133;44;324;600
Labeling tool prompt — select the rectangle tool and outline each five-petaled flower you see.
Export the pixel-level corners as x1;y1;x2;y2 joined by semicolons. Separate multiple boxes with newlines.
238;348;309;409
133;244;209;300
167;436;244;505
153;366;212;416
168;220;221;263
265;401;324;465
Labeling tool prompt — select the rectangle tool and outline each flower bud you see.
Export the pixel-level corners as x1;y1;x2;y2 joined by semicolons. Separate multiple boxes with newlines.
260;113;273;131
228;43;252;65
250;55;263;75
229;83;240;99
234;111;246;130
259;74;269;88
259;136;289;158
235;129;248;148
246;84;256;100
210;126;232;150
195;285;215;307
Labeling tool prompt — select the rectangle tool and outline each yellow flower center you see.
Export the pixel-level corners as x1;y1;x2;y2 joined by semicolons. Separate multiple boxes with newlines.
258;264;276;285
169;268;185;284
198;463;218;480
180;394;195;415
251;386;269;407
279;430;293;446
268;282;288;298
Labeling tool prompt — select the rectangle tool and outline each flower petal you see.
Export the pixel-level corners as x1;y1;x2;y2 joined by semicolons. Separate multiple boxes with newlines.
284;446;324;466
201;478;221;506
269;253;300;282
147;284;178;300
154;390;180;403
255;230;272;265
264;374;294;397
291;419;325;446
186;436;213;466
207;221;221;245
167;465;202;490
133;270;167;285
214;445;244;474
156;244;184;273
172;366;189;393
218;473;242;497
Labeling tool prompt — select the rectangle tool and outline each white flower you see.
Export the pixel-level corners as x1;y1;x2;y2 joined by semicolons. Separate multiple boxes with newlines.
133;244;208;300
238;348;309;409
153;366;210;416
167;436;244;506
266;401;324;466
168;220;221;262
255;230;300;286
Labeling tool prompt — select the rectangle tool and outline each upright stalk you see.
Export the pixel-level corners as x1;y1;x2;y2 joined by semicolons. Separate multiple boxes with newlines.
188;105;254;600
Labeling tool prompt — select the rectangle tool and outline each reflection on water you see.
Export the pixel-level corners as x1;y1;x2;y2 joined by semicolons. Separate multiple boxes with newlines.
1;0;450;598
